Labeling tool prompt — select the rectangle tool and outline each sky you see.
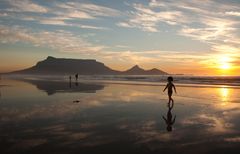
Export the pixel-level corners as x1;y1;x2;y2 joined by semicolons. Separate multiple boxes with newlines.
0;0;239;75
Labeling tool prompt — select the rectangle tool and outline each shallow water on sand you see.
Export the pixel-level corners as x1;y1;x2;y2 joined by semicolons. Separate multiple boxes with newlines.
0;79;240;154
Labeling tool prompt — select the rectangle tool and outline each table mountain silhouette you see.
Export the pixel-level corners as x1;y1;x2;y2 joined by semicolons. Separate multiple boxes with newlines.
10;56;168;75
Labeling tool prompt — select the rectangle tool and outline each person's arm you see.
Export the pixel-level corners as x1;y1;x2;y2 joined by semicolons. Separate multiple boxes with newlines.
162;116;167;122
173;84;177;93
163;84;168;92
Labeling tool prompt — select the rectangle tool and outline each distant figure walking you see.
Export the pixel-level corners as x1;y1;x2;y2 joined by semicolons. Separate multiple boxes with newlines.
162;101;176;132
75;74;78;81
163;76;177;103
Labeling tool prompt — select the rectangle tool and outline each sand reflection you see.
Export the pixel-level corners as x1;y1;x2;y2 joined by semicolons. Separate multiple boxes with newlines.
219;87;229;106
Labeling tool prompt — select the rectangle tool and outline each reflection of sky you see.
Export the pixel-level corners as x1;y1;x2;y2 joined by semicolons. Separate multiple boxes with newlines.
0;79;240;153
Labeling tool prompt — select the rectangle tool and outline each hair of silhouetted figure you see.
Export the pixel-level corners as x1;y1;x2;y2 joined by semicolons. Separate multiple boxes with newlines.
167;76;173;82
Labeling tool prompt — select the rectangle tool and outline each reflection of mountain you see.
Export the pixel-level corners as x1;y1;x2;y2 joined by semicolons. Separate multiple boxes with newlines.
9;56;168;75
21;79;104;95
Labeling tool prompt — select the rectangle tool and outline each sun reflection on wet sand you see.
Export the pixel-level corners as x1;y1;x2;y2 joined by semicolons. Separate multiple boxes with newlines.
219;87;229;106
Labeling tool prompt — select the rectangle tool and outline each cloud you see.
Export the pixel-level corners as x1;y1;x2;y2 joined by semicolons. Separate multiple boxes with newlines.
179;15;238;47
117;0;240;69
53;2;121;19
98;49;210;72
6;0;48;13
117;3;184;32
0;25;105;53
211;45;239;54
179;25;236;43
0;12;8;17
38;18;108;30
225;11;240;16
39;19;67;26
1;0;120;30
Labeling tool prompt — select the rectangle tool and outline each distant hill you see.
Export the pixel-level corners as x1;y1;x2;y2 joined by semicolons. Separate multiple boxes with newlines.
9;56;168;75
123;65;167;75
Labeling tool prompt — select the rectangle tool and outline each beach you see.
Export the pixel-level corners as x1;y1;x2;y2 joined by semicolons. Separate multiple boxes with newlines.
0;77;240;154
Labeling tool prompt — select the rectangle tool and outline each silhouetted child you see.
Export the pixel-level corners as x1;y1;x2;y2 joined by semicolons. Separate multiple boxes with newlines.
163;76;176;103
162;101;176;132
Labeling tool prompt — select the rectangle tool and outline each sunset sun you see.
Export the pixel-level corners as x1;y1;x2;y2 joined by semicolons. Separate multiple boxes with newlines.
218;56;232;71
220;62;231;70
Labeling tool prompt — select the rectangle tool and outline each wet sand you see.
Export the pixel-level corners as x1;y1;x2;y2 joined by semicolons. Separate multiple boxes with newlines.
0;79;240;154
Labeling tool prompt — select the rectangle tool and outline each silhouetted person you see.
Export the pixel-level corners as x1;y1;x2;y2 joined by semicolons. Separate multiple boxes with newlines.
162;101;176;132
163;76;177;103
75;74;78;81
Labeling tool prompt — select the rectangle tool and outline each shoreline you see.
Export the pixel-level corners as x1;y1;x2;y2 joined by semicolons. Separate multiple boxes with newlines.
3;76;240;89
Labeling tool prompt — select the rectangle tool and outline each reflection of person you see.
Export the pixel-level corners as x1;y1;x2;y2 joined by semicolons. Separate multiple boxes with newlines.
75;74;78;86
162;101;176;132
75;81;78;86
163;76;177;103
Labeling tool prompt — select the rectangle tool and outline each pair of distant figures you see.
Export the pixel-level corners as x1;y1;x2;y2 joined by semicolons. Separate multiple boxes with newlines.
69;74;79;88
69;74;78;82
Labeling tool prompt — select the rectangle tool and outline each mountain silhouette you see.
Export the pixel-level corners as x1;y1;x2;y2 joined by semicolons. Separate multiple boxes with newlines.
12;56;118;75
124;65;145;74
9;56;168;75
123;65;167;75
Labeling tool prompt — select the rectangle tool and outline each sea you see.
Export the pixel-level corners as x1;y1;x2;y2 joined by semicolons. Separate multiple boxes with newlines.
6;74;240;87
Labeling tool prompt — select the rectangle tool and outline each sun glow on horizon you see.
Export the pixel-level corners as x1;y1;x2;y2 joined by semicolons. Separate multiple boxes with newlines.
219;56;232;70
220;62;231;70
216;56;234;76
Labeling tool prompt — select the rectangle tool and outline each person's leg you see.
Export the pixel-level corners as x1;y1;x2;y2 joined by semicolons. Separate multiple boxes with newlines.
170;99;174;108
168;91;172;104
